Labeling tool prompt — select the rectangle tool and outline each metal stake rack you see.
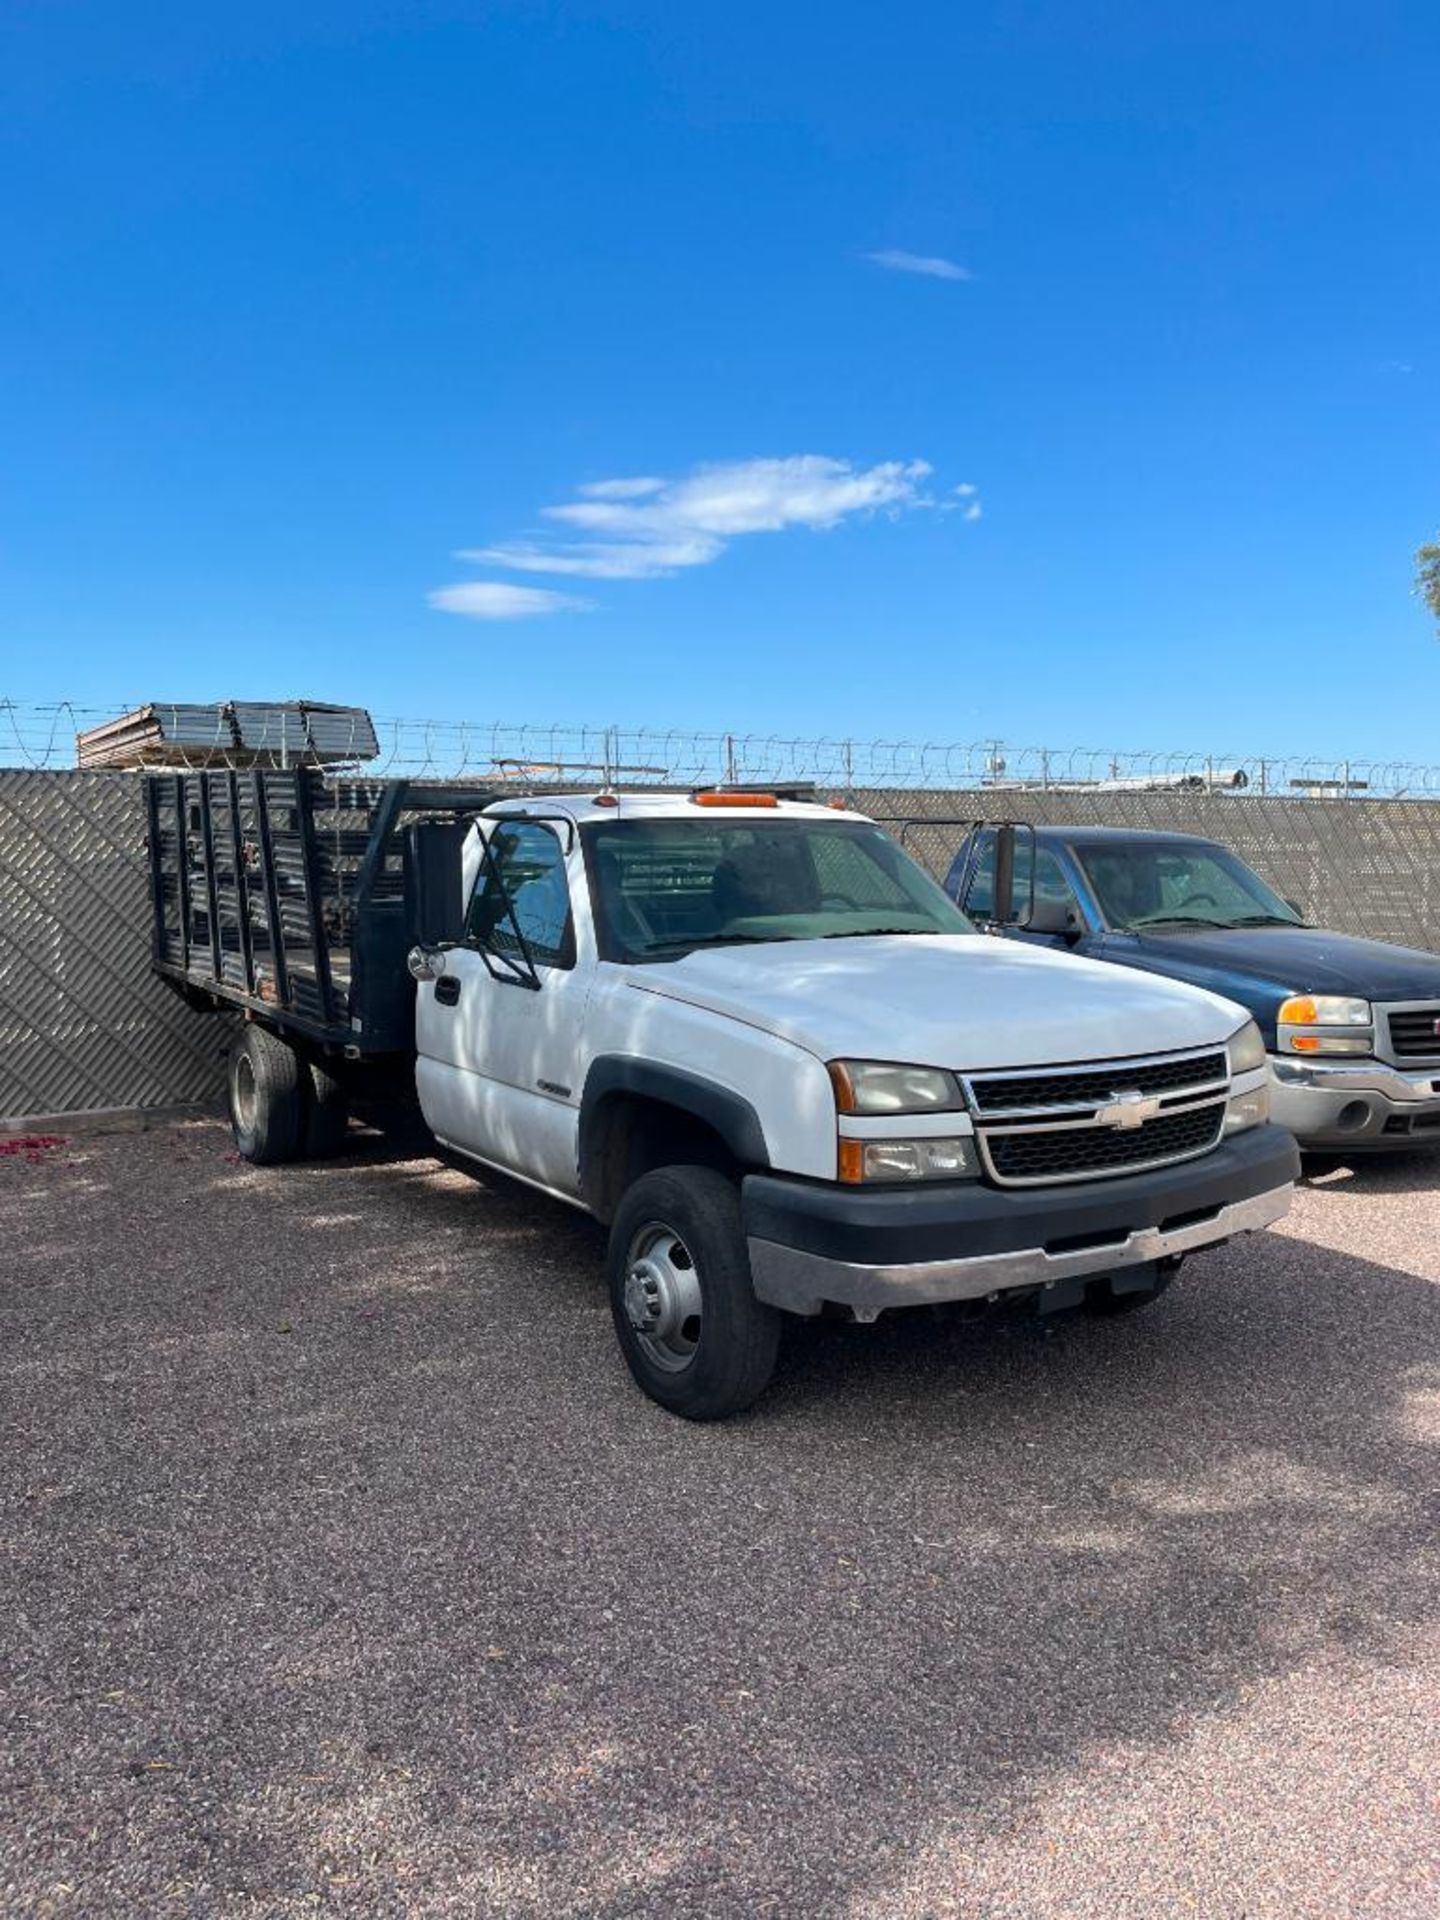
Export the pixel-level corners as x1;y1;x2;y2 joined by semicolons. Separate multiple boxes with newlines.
145;770;496;1056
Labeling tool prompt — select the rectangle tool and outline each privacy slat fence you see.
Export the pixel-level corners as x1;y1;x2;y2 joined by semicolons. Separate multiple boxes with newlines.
4;769;1440;1126
0;772;230;1125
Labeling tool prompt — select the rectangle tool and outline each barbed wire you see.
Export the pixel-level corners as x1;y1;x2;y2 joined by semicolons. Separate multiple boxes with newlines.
5;695;1440;798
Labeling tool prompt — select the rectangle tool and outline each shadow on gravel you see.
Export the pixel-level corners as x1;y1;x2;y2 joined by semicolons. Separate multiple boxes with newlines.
1300;1146;1440;1194
4;1124;1438;1917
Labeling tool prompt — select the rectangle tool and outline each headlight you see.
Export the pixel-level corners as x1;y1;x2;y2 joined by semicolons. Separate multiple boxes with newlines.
1278;994;1371;1027
838;1136;980;1183
1276;994;1373;1057
1227;1019;1267;1076
829;1060;961;1114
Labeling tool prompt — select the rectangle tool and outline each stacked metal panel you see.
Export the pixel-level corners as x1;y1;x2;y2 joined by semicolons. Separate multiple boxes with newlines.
75;701;379;770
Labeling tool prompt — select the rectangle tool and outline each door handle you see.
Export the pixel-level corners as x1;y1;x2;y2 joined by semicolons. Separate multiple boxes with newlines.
434;975;462;1007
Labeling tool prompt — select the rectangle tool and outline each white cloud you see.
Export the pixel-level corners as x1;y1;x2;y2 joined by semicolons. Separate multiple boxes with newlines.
459;537;721;580
953;481;983;522
432;453;973;611
577;476;666;499
427;581;593;620
543;455;934;544
865;248;971;282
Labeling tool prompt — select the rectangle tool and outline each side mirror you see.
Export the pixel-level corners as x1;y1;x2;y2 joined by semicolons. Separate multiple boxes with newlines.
404;820;468;946
1024;895;1081;938
407;944;447;982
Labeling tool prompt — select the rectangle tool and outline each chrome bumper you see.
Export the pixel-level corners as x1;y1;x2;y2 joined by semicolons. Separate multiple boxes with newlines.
747;1183;1293;1319
1269;1056;1440;1148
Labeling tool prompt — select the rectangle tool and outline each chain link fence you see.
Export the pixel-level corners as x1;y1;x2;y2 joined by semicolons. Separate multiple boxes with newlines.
6;697;1440;797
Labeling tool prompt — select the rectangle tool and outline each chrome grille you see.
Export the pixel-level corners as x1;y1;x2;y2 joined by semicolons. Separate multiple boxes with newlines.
964;1046;1231;1188
967;1050;1228;1114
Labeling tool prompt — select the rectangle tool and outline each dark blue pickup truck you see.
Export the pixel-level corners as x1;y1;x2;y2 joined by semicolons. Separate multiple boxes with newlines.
945;825;1440;1152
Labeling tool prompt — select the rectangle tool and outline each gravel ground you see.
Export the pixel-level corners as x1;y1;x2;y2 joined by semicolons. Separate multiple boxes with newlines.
3;1120;1439;1918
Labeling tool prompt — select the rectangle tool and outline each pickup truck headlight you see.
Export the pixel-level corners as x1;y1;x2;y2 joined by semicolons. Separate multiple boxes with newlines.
1227;1019;1267;1076
828;1060;962;1114
829;1060;975;1182
1277;994;1374;1057
838;1136;980;1183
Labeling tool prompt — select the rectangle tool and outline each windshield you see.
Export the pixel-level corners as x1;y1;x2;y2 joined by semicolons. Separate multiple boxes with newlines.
584;816;973;962
1074;840;1304;931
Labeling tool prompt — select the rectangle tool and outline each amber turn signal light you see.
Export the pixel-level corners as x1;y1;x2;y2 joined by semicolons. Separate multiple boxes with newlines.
828;1061;857;1113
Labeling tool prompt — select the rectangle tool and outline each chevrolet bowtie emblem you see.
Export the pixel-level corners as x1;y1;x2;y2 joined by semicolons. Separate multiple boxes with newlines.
1095;1090;1162;1130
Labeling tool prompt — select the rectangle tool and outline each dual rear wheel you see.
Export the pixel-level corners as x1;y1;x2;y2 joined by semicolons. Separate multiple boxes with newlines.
227;1026;351;1165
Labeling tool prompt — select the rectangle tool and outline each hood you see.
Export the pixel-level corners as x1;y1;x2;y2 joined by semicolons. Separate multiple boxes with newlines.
1118;925;1440;1009
628;934;1248;1072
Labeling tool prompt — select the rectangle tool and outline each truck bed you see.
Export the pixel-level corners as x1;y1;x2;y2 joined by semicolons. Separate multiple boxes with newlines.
145;769;493;1054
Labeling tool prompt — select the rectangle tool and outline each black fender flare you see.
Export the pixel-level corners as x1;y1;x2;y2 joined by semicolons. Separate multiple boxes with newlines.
578;1056;771;1213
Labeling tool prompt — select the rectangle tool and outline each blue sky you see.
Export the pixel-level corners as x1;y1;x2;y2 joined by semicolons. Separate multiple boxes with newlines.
3;1;1437;759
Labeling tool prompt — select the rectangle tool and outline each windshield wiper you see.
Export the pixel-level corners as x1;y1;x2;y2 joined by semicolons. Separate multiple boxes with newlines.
1224;913;1307;928
819;925;932;939
1126;914;1229;929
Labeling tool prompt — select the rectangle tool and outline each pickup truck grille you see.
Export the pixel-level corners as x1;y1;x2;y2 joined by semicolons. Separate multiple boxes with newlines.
964;1047;1230;1188
1385;1006;1440;1059
966;1050;1228;1114
983;1103;1225;1185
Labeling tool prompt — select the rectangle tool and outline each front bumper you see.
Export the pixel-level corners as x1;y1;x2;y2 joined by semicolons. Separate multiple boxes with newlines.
1269;1056;1440;1149
743;1123;1299;1317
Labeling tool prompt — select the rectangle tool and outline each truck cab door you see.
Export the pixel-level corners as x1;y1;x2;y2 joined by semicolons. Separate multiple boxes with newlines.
956;831;1093;950
415;819;590;1196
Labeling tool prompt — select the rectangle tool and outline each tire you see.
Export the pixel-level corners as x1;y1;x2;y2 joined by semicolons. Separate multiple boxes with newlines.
608;1166;781;1420
303;1058;351;1159
1085;1266;1175;1317
227;1025;306;1165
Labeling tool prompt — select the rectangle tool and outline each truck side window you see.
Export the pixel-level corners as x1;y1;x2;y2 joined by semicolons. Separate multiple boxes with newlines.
466;822;575;969
963;836;1078;922
1032;850;1080;919
964;833;998;917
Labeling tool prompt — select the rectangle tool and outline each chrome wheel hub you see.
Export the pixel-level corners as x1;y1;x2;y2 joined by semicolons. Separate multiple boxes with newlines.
622;1224;703;1373
232;1053;257;1133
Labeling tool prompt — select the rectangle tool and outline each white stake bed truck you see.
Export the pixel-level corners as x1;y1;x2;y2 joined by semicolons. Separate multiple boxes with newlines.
150;777;1299;1419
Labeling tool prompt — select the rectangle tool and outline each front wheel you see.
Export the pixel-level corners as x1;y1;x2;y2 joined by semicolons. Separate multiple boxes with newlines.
607;1166;780;1420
